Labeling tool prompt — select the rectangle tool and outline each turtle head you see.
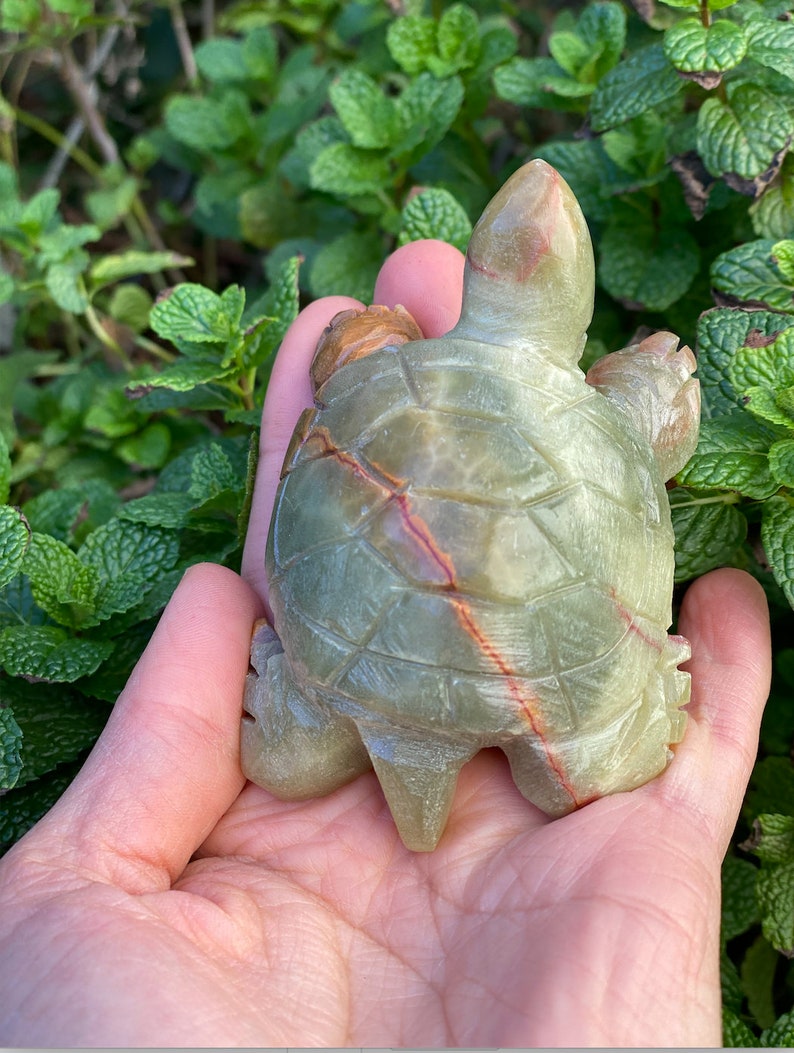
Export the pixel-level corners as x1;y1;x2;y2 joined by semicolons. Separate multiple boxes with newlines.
453;159;595;367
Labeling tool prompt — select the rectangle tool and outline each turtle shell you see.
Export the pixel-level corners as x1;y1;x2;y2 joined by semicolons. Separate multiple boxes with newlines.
266;334;679;816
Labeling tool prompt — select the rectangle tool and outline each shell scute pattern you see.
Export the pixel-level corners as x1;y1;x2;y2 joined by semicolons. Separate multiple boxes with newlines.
242;159;701;850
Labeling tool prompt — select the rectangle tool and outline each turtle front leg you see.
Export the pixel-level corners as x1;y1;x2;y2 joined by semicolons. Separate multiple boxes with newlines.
585;331;700;479
241;620;371;799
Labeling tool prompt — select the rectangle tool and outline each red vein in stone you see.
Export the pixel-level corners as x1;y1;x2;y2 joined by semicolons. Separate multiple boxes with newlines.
309;427;579;806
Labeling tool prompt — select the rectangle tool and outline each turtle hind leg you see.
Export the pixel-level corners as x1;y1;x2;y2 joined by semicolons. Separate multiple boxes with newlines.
355;722;477;852
241;620;371;800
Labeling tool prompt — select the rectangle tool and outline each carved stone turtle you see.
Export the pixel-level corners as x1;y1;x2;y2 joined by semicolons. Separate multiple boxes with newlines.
241;159;701;851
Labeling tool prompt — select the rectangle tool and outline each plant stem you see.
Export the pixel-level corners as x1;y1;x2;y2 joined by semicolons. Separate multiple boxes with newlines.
58;43;120;166
169;0;199;89
83;299;134;372
13;106;103;180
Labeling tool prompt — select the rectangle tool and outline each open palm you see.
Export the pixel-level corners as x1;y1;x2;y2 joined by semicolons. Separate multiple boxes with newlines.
0;243;771;1048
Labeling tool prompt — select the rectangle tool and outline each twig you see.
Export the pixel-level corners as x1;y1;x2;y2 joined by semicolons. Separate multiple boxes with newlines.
168;0;198;88
58;42;119;166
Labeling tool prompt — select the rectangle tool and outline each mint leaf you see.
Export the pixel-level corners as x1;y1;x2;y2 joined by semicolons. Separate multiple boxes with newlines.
399;188;472;251
0;625;113;682
750;164;794;240
387;14;436;75
766;440;794;484
722;852;761;942
394;73;464;159
150;283;245;349
433;3;481;76
309;142;391;197
756;860;794;954
194;37;247;83
0;706;23;790
0;505;30;590
553;1;626;82
729;326;794;393
118;492;195;528
748;813;794;864
241;26;278;83
89;250;193;289
772;240;794;284
664;17;747;73
761;495;794;608
711;239;794;313
308;230;382;303
126;359;238;396
697;84;794;181
22;533;100;629
243;254;300;368
164;91;251;152
745;16;794;81
723;1008;760;1047
677;417;779;499
329;69;398;151
761;1010;794;1047
77;519;179;622
188;443;238;502
598;216;700;311
670;494;747;581
590;45;683;131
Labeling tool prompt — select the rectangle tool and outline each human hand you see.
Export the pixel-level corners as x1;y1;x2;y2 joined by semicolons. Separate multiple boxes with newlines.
0;241;771;1048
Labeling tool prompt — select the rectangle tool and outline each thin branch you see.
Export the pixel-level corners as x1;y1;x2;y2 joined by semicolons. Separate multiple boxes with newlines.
168;0;199;88
58;42;119;166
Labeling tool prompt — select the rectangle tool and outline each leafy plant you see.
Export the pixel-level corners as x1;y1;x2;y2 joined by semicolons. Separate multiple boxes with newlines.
2;0;794;1039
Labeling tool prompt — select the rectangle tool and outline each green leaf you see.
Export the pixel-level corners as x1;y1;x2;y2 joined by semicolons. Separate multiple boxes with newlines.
89;250;193;289
552;2;626;82
722;1007;760;1047
745;16;794;81
0;625;113;682
722;853;761;942
590;45;683;131
756;861;794;953
766;435;794;484
308;230;382;303
387;14;436;75
750;163;794;240
194;37;247;82
329;69;398;151
0;432;10;505
84;175;139;232
23;533;100;628
729;326;794;394
18;187;60;238
741;386;794;429
106;284;153;333
164;91;251;152
398;188;472;252
748;813;794;864
116;422;171;469
741;935;779;1031
0;762;81;850
711;239;794;313
45;261;88;313
309;142;392;197
761;495;794;609
493;56;587;107
188;443;239;502
761;1009;794;1047
664;17;746;73
150;283;244;348
243;254;300;368
0;706;23;790
242;26;278;82
0;505;30;590
670;495;747;581
433;3;481;76
677;417;779;499
394;73;465;159
118;492;195;529
126;359;237;396
697;84;794;181
772;239;794;284
598;217;700;311
78;519;180;622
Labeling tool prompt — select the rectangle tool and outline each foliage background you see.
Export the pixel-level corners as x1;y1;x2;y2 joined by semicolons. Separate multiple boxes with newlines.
2;0;794;1041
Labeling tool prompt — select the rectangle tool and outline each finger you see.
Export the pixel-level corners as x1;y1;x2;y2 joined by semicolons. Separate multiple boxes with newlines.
25;563;263;891
241;295;362;600
660;567;771;849
374;239;465;337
